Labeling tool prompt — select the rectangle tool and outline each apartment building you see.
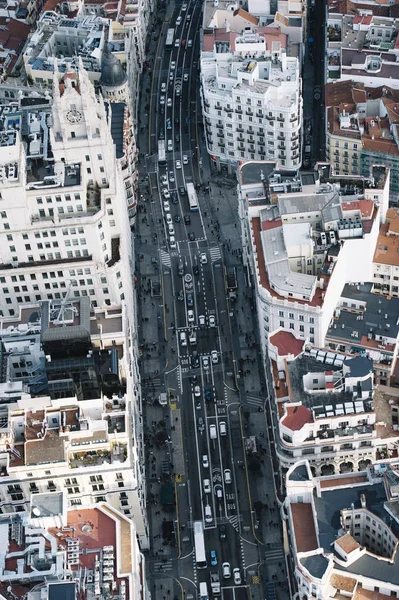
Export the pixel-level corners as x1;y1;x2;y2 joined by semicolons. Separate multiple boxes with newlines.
238;160;389;356
325;80;399;194
0;64;136;317
200;26;302;172
0;499;148;599
373;208;399;296
285;461;399;600
0;296;148;549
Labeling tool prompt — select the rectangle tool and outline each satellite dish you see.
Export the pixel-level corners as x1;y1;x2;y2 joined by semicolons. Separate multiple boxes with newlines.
32;507;41;516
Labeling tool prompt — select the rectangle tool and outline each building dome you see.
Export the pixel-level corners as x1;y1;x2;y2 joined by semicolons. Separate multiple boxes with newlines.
100;47;127;88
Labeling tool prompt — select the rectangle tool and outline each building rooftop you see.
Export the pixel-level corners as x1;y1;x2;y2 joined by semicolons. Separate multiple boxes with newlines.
291;502;319;553
269;331;304;358
373;212;399;267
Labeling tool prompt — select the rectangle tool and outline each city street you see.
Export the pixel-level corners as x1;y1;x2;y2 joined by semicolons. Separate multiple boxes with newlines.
134;2;292;599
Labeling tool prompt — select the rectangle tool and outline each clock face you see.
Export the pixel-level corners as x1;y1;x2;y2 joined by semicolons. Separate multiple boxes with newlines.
66;109;83;123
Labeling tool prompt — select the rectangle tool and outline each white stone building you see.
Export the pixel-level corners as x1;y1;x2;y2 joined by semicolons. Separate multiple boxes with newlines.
200;26;302;172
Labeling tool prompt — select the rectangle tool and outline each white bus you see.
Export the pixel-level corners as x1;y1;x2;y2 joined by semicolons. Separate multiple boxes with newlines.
193;521;207;569
187;182;199;212
199;582;209;600
166;28;174;49
158;140;166;167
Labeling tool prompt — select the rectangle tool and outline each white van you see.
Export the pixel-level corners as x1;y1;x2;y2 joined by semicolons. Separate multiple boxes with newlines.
199;582;209;600
167;139;173;151
179;331;187;347
205;504;212;523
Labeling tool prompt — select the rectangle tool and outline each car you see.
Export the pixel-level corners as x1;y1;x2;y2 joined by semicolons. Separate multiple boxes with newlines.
200;253;208;264
219;524;227;541
194;385;201;397
188;39;192;47
160;174;168;186
179;331;187;346
202;355;210;369
191;351;199;368
169;72;174;81
214;484;222;499
198;417;205;433
165;213;172;225
171;191;178;204
184;214;191;224
195;398;201;410
176;16;181;25
167;118;172;130
222;563;231;579
186;13;191;20
210;550;217;566
160;95;165;105
168;139;173;151
174;38;180;48
211;350;218;364
161;82;166;92
202;454;209;468
205;504;212;523
160;106;165;115
175;133;180;144
204;387;212;402
182;154;188;164
163;201;170;212
175;86;181;97
176;160;181;169
187;309;194;323
162;189;170;199
183;73;189;82
169;171;175;182
177;290;184;301
209;315;216;328
180;186;187;196
233;568;241;585
188;232;195;241
169;236;176;248
203;479;211;494
167;97;172;107
182;2;187;9
219;421;227;436
170;61;176;70
159;129;165;140
224;469;232;484
168;223;175;236
181;39;186;47
209;424;217;439
186;293;193;307
198;315;205;327
174;214;181;223
174;115;180;124
193;264;199;276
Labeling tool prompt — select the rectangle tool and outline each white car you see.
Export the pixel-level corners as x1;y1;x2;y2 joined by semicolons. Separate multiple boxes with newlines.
224;469;232;484
160;174;168;186
174;38;180;48
167;98;172;107
205;504;212;523
209;315;216;328
181;3;187;10
222;563;231;579
183;154;188;164
194;385;201;397
209;424;217;439
200;253;208;264
187;309;194;323
186;13;191;20
160;95;165;105
219;421;227;436
183;73;189;82
163;189;170;199
163;201;171;212
170;61;176;70
169;236;176;248
168;223;175;236
211;350;218;364
233;568;241;585
202;355;210;369
161;82;166;92
175;160;181;169
169;171;175;182
166;213;173;225
203;479;211;494
176;16;181;25
169;72;174;81
202;455;209;468
187;39;192;47
198;315;205;327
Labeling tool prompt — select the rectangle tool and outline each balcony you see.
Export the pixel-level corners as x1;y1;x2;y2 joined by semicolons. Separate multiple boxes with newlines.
217;133;224;138
246;110;253;116
204;101;210;108
266;115;275;121
277;116;284;122
205;118;211;126
256;112;263;118
236;127;244;133
237;136;244;142
235;108;242;114
225;107;233;113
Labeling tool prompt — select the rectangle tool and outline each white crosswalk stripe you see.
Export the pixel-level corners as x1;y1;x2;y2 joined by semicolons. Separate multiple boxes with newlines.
160;250;171;267
263;547;285;564
229;515;240;531
246;394;264;408
153;559;174;572
209;246;221;262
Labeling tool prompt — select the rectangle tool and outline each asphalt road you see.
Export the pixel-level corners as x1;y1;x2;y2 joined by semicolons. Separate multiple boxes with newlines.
137;1;291;599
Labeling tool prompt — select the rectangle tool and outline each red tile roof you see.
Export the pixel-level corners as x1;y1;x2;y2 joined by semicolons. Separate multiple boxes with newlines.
282;404;314;431
341;199;374;218
269;331;304;358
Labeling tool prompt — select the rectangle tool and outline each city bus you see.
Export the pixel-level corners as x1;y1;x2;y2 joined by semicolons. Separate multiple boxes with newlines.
158;140;166;167
166;28;174;49
193;521;207;569
186;182;198;212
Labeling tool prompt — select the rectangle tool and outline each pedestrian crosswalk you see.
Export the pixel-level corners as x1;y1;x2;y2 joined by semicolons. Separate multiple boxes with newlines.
209;246;222;262
264;546;285;565
229;515;240;531
160;250;171;267
246;394;265;409
142;376;161;388
153;558;173;573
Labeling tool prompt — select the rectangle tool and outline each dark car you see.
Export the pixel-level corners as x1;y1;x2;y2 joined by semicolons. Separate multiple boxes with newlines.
167;118;172;130
186;293;194;307
171;190;178;204
188;232;195;241
190;374;198;384
159;129;165;140
204;387;212;403
174;115;180;124
184;214;190;224
219;524;227;541
174;214;181;223
191;352;199;369
193;264;199;275
160;106;165;115
180;186;186;196
175;133;180;144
